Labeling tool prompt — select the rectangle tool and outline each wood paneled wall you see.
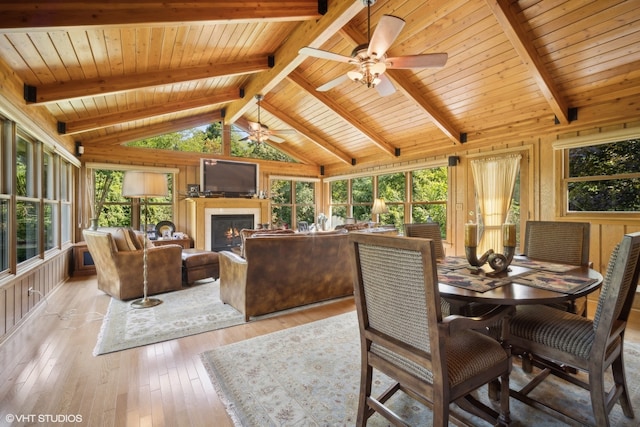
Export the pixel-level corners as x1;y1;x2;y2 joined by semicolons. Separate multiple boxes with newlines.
0;250;72;344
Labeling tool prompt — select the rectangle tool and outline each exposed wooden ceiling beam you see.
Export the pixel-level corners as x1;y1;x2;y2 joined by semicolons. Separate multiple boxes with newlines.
338;25;461;145
484;0;570;124
83;111;223;147
59;89;241;135
0;1;322;31
287;70;397;158
224;0;364;125
259;99;353;165
27;56;269;104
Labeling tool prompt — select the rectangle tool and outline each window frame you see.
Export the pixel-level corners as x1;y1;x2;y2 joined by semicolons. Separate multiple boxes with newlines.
553;127;640;218
85;163;178;231
269;176;319;230
325;161;449;234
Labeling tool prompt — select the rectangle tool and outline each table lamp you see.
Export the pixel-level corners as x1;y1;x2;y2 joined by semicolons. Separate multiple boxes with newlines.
371;198;389;225
122;171;168;308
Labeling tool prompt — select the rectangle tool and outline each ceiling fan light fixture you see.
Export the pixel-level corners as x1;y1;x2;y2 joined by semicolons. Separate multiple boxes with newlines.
371;61;386;75
348;70;364;82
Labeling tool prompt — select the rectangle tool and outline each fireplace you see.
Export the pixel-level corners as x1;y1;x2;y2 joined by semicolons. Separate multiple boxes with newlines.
210;214;254;252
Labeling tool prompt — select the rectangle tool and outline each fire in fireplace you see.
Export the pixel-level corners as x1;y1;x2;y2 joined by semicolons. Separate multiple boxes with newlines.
211;214;254;252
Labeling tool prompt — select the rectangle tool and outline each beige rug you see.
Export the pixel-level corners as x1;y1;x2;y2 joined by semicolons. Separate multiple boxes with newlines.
94;280;244;355
201;311;640;426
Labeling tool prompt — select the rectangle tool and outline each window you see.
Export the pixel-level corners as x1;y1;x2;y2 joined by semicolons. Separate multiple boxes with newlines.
270;178;316;229
0;116;77;274
60;160;72;244
92;168;175;230
378;172;405;228
43;149;58;250
327;165;449;233
352;176;373;222
566;138;640;212
16;135;40;263
330;180;348;225
0;120;8;272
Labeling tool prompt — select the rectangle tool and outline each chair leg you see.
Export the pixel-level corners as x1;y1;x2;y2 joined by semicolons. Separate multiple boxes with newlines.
498;371;511;426
589;369;610;427
357;365;374;427
611;353;635;418
521;352;534;373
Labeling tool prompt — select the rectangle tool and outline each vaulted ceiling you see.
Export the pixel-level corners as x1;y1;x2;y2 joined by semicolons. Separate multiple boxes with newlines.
1;0;639;172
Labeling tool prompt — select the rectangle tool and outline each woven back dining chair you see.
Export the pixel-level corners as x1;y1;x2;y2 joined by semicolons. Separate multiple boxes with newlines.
349;233;513;426
404;222;446;260
508;231;640;427
523;220;591;316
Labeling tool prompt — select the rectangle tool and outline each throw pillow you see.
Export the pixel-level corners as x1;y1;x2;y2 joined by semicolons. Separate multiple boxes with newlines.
111;228;139;251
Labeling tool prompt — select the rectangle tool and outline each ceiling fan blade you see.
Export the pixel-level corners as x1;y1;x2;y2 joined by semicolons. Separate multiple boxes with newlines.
367;15;405;59
317;74;350;92
375;74;396;97
267;135;286;143
386;53;448;69
298;47;352;63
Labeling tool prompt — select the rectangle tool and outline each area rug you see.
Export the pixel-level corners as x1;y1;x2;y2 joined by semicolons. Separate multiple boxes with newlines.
94;280;244;355
201;311;640;426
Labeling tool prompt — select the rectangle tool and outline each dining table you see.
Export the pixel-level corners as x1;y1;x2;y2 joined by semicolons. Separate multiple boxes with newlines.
436;255;604;312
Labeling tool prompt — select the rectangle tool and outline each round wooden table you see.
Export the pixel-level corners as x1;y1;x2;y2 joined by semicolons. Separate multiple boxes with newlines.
437;259;604;307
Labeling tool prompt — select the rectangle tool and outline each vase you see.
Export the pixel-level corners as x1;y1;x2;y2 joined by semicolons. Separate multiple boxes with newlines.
89;218;99;230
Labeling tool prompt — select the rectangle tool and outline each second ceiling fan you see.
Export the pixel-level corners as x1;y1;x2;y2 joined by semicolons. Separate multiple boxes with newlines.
241;95;296;144
299;0;447;96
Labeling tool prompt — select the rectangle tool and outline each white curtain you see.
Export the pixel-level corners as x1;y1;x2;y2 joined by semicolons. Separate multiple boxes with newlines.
471;154;521;254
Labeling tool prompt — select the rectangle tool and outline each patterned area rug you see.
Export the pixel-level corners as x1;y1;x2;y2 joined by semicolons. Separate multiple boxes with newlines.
94;280;244;355
201;311;640;426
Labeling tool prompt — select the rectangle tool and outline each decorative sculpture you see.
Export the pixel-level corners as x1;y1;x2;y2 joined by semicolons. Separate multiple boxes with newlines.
464;223;516;273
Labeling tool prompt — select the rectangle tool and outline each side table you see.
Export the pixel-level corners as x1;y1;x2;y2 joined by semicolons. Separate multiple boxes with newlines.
72;242;96;276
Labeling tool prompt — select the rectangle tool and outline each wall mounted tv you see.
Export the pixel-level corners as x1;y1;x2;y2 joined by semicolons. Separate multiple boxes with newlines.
200;159;259;198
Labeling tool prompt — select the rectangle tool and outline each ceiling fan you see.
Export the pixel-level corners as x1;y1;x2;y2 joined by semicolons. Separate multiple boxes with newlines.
298;0;447;96
240;95;296;143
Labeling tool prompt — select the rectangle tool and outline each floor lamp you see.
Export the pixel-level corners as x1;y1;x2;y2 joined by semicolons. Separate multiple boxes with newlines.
122;171;168;309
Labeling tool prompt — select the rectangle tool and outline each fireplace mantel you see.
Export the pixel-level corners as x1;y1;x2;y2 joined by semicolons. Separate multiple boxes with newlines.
186;198;270;250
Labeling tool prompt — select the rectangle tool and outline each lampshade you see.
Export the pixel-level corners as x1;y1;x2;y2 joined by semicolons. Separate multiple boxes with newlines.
122;171;168;198
371;198;389;215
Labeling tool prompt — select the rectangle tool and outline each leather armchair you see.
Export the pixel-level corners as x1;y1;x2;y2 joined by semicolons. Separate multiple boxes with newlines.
83;228;183;300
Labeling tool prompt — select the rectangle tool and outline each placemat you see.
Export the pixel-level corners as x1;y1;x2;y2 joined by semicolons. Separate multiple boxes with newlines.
517;270;598;293
510;258;578;273
437;268;510;292
437;256;471;270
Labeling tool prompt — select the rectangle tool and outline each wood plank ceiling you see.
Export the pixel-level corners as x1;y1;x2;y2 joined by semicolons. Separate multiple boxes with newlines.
0;0;639;172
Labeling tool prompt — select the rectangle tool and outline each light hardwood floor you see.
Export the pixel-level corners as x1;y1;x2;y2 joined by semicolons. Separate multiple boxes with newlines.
0;276;355;426
1;276;639;426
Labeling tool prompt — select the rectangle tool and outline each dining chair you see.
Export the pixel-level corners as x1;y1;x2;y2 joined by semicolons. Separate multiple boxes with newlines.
349;233;513;426
507;231;640;427
523;220;591;316
404;222;446;259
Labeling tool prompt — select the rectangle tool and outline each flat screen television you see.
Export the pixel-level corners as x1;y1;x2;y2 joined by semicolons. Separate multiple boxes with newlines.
200;159;259;197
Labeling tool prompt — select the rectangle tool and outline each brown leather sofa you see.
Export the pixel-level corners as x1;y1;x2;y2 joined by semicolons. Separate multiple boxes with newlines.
83;227;183;300
219;231;353;321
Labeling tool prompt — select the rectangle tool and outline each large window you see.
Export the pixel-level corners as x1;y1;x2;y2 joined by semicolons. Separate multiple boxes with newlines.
565;137;640;212
328;165;448;234
1;119;74;271
270;178;316;229
91;168;175;231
